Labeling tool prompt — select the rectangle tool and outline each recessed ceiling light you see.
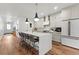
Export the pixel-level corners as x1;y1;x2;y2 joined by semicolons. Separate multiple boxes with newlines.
40;12;44;16
54;6;58;10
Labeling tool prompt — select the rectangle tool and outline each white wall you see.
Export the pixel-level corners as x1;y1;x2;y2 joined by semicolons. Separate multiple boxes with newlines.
50;12;63;28
18;18;26;32
34;18;44;29
18;17;34;33
0;17;4;35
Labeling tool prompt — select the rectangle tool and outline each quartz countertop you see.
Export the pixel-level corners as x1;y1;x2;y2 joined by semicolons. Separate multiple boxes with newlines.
24;31;52;37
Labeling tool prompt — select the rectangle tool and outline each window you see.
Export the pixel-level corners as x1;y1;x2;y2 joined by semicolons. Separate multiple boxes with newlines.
7;24;11;30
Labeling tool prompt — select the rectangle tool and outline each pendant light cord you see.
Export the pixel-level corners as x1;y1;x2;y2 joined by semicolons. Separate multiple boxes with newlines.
35;3;38;13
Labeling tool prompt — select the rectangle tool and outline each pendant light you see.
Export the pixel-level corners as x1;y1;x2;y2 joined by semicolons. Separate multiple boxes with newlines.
25;18;29;24
34;3;39;21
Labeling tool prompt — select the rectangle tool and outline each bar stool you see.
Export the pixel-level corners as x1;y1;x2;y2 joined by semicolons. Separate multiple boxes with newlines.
33;36;39;50
23;33;31;54
30;35;39;48
19;32;26;47
29;35;39;55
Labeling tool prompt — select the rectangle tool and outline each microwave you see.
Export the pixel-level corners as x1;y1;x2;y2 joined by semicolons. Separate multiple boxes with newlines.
55;27;61;32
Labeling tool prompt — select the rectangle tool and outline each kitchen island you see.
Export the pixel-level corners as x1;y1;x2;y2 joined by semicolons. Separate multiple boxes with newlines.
24;32;52;55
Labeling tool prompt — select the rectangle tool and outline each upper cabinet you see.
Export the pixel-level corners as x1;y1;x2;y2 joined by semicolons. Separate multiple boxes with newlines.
61;4;79;36
60;7;72;19
71;5;79;19
60;4;79;19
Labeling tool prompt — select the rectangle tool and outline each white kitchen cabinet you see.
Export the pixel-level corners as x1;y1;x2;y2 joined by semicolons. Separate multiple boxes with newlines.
61;21;68;36
71;5;79;19
52;32;61;42
61;36;79;49
70;19;79;37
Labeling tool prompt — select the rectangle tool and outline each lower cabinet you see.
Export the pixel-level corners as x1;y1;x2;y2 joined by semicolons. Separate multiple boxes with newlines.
52;32;61;42
61;36;79;49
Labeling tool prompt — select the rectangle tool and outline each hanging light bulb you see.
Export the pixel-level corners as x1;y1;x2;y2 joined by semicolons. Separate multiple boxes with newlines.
34;3;39;21
25;18;29;24
34;12;39;21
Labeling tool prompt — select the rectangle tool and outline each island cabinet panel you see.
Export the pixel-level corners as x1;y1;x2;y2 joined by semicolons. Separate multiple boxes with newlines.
19;32;52;55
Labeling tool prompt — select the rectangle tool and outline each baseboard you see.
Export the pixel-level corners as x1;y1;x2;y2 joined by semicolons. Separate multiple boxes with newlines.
62;44;79;50
52;40;61;43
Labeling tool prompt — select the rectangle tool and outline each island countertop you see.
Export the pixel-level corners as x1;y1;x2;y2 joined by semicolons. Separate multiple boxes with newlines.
24;31;52;37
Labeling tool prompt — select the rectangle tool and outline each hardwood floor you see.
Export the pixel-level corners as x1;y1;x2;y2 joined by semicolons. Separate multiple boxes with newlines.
46;41;79;55
0;34;79;55
0;34;32;55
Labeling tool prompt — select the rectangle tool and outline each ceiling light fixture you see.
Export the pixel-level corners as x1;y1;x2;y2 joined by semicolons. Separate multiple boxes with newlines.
34;3;39;22
54;6;58;10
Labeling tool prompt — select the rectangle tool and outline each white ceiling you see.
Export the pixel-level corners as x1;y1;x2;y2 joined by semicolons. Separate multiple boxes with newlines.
0;3;76;19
